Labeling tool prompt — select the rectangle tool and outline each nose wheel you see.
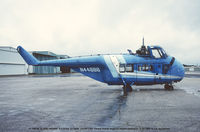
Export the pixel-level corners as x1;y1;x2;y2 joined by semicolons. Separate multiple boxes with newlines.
164;83;174;90
122;84;133;96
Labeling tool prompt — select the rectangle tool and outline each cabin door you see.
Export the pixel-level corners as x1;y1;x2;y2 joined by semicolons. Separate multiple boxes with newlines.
154;63;163;83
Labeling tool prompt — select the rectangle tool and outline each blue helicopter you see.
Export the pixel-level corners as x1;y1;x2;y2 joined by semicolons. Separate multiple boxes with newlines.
17;39;184;95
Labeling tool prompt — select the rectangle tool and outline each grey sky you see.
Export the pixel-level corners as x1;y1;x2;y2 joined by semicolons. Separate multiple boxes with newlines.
0;0;199;64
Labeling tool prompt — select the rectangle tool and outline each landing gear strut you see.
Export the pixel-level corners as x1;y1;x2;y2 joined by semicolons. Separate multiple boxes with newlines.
164;83;174;90
122;84;133;96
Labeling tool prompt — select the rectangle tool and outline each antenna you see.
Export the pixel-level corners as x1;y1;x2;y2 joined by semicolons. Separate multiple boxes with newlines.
142;37;144;46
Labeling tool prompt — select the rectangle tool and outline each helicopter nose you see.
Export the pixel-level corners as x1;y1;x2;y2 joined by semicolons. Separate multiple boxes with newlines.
179;62;185;78
173;59;185;81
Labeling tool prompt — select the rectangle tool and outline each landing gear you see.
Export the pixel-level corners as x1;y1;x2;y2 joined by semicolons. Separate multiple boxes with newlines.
164;83;174;90
122;84;133;96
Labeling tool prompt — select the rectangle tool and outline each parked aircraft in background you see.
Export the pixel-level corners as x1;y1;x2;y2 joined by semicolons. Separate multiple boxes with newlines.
17;39;184;95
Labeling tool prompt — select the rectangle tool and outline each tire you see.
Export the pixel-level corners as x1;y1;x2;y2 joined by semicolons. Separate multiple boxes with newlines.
127;85;133;92
164;84;174;90
123;86;127;96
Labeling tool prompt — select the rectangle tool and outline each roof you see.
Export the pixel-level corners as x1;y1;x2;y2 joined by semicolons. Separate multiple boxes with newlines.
0;46;69;59
32;51;58;57
0;46;17;52
31;51;70;59
56;55;70;59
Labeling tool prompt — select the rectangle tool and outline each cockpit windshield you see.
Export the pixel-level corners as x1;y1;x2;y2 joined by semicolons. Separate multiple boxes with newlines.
161;48;168;57
152;49;162;58
151;47;168;58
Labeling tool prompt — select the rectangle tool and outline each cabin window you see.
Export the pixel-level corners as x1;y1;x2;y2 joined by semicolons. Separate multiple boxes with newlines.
138;64;154;72
119;64;125;73
119;64;134;73
126;64;134;72
138;65;142;71
144;64;150;71
142;64;145;71
150;65;154;71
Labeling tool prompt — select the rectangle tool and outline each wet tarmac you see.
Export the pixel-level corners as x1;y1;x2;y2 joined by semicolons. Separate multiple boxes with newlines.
0;73;200;132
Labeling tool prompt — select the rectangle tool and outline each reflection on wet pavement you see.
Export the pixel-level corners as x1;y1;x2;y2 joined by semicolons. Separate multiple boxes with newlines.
0;73;200;132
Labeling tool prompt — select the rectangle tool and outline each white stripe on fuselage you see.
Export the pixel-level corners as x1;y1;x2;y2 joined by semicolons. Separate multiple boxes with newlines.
110;55;120;73
103;55;119;78
121;72;181;79
103;55;182;80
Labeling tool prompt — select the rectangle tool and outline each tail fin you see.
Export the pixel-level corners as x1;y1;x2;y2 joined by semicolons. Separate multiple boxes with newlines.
17;46;39;65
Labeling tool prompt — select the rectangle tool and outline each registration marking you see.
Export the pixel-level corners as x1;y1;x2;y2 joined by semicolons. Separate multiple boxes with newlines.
80;67;100;72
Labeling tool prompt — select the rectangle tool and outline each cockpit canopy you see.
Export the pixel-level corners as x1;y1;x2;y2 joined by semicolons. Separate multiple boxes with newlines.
150;46;168;58
133;45;168;58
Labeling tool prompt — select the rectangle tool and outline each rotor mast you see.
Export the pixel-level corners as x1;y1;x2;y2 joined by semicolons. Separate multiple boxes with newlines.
142;37;144;46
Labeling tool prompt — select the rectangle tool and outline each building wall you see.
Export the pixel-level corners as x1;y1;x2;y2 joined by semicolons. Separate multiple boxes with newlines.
0;47;70;75
184;67;200;72
29;53;61;74
0;47;28;75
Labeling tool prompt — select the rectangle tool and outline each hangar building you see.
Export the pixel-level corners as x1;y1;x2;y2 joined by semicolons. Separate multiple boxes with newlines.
28;51;70;74
28;51;60;74
184;65;200;72
0;46;71;76
0;46;28;75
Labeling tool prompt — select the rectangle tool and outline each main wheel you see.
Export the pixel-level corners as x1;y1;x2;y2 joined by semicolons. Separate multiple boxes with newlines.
126;84;133;92
164;84;174;90
123;86;127;96
122;84;133;96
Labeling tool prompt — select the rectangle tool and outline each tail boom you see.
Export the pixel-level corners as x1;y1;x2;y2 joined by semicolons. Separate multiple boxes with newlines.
17;46;104;67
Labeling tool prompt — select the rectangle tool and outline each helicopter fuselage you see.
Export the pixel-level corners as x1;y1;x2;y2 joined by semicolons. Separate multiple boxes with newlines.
17;45;185;89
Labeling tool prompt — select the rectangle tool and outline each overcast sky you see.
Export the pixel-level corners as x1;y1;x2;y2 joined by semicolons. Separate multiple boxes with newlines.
0;0;199;64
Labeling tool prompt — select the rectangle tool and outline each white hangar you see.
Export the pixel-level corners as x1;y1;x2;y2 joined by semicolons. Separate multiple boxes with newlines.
0;46;28;75
0;46;71;76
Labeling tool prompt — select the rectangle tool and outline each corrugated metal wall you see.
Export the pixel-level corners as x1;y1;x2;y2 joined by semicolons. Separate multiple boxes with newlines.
32;53;60;74
0;47;28;75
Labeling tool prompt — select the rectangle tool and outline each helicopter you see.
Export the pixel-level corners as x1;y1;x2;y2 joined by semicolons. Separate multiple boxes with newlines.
17;38;184;95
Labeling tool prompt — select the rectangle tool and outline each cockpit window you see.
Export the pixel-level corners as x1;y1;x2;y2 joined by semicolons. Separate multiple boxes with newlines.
152;49;162;58
161;49;168;57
